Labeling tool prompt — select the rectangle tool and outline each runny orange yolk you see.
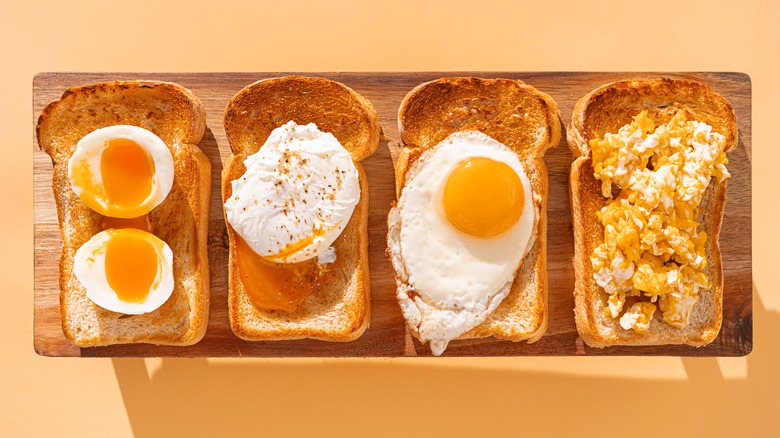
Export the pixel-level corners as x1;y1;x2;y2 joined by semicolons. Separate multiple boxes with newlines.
442;157;524;238
235;236;321;313
271;234;316;261
100;138;154;210
104;230;159;303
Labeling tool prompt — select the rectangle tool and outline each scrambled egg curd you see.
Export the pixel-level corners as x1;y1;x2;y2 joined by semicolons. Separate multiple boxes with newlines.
590;109;730;333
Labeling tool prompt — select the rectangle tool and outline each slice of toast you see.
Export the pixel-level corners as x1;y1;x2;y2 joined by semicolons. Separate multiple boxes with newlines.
567;78;738;347
222;76;379;341
37;80;211;347
388;77;562;350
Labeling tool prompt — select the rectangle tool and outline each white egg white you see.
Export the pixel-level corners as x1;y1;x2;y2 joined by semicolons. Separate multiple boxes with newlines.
224;121;360;263
387;130;537;355
73;229;175;315
68;125;174;218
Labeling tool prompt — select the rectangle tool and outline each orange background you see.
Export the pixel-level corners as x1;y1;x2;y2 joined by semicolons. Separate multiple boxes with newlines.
2;1;778;436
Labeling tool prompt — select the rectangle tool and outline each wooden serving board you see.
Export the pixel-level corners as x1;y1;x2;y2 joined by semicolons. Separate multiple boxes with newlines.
33;72;752;357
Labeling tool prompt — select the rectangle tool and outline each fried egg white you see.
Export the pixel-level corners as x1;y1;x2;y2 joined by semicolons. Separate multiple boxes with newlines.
225;121;360;263
68;125;174;219
387;130;537;355
73;228;174;315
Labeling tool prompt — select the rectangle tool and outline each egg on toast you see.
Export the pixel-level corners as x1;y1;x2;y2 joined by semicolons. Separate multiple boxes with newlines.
387;77;561;355
37;80;211;347
222;76;379;341
568;78;737;347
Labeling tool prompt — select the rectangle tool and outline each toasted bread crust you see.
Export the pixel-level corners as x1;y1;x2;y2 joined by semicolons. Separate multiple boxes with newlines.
567;78;736;348
397;77;560;171
569;78;737;156
37;80;210;347
390;77;561;349
222;76;378;342
224;75;379;161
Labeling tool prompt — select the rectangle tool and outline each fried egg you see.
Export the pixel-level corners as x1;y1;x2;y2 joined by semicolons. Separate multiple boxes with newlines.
73;228;174;315
68;125;174;219
387;130;537;355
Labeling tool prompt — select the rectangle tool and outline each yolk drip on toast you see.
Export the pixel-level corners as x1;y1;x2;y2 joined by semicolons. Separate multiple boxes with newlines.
101;215;153;233
235;235;333;313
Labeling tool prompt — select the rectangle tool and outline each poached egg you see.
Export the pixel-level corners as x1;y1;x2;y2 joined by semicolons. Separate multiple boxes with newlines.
225;121;360;312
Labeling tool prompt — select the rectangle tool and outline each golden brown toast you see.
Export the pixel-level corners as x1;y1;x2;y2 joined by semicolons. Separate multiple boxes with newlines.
222;76;379;341
37;80;211;347
567;78;738;347
388;77;562;349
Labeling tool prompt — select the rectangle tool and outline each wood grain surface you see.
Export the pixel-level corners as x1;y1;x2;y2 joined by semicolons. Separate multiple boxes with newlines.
33;72;752;357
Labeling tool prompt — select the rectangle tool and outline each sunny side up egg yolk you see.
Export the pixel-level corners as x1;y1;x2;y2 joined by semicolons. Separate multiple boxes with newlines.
442;157;525;238
104;230;159;303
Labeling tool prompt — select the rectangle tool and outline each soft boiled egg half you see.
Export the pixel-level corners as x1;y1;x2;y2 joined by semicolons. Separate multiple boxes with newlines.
224;121;360;312
387;130;536;355
68;125;174;219
73;228;174;315
69;125;176;314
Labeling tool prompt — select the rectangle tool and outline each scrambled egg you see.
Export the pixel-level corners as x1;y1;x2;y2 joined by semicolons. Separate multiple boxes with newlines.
590;109;730;333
